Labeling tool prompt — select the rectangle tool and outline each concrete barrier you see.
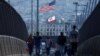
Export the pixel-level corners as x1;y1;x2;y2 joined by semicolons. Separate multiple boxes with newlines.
77;35;100;56
0;35;29;56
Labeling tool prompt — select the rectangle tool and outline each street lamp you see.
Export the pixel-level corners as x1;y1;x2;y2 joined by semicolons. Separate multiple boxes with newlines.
37;0;39;35
31;0;33;35
73;2;87;20
73;2;78;25
73;2;87;29
30;0;39;36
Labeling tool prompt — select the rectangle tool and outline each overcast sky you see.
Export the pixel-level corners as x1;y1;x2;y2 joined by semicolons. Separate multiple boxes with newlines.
6;0;88;24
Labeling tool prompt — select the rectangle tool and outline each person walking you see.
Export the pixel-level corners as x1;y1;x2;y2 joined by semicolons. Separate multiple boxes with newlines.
69;25;79;56
34;32;42;56
27;34;34;56
57;32;67;56
46;37;52;56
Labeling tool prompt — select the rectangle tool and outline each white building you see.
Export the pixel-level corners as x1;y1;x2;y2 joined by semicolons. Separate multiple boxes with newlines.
33;23;71;36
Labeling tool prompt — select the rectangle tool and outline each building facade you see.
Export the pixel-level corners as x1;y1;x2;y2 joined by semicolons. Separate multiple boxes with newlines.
33;23;71;36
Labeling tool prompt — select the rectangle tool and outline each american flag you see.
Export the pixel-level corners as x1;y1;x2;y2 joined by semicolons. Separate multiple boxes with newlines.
39;0;55;13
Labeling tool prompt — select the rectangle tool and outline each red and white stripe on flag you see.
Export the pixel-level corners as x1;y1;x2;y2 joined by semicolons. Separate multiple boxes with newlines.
48;16;56;23
39;5;55;13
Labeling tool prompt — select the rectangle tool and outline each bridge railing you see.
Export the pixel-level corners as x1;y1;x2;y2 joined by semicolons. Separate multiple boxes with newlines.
0;35;29;56
77;0;100;29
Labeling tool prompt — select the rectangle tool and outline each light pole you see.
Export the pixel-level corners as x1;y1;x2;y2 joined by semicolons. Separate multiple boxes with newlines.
37;0;39;35
73;2;78;25
31;0;33;35
73;2;87;28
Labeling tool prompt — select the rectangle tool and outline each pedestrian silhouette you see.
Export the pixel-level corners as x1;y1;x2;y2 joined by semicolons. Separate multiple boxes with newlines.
27;34;34;56
46;37;52;56
57;32;67;56
34;32;42;56
70;25;79;56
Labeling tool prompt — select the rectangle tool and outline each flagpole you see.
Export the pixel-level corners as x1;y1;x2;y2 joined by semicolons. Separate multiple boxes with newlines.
31;0;33;35
37;0;39;35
